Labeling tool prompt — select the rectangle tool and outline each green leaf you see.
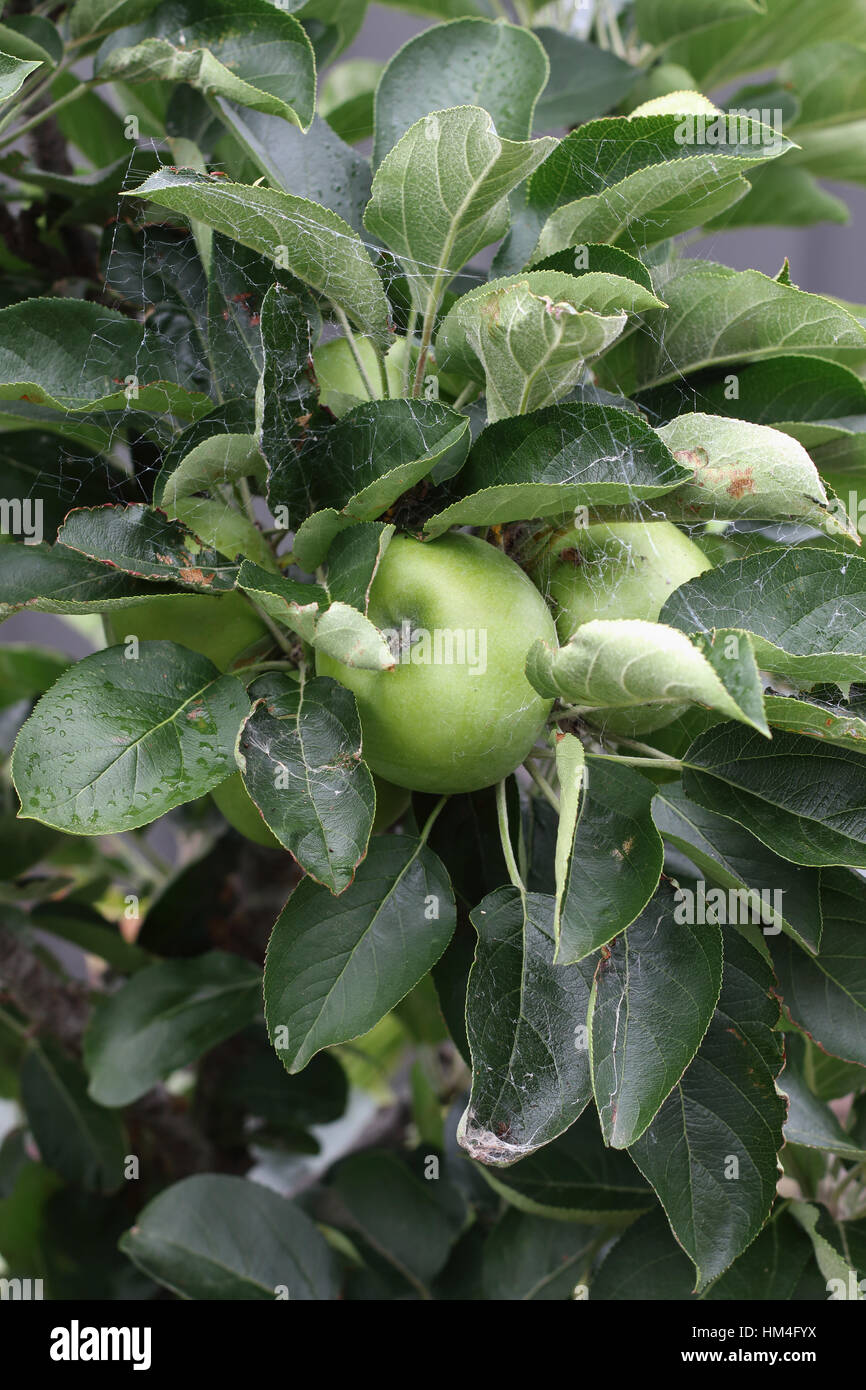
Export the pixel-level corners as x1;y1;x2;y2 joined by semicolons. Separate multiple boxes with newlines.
322;1149;466;1293
527;620;768;733
438;268;660;378
628;932;786;1290
12;642;248;834
320;58;381;143
214;107;372;232
19;1042;127;1193
238;673;374;893
764;694;866;751
704;1210;828;1300
789;1200;863;1296
779;1069;866;1160
324;522;393;613
476;1106;653;1222
437;279;627;423
119;1174;339;1299
269;398;470;524
457;887;594;1166
128;168;392;347
423;401;688;535
237;560;394;670
653;782;822;953
529;115;790;260
598;261;866;396
782;40;866;130
663;549;866;688
0;645;69;710
706;162;849;230
552;731;584;941
532;28;637;131
558;760;664;964
0;50;41;103
264;835;456;1072
0;16;62;67
635;0;765;46
683;725;866;868
590;1209;696;1300
656;413;856;537
481;1209;598;1300
84;952;262;1107
0;543;190;621
57;504;239;590
771;869;866;1067
372;19;549;167
590;879;723;1148
664;0;866;89
364;106;556;315
69;0;163;41
96;0;315;130
530;241;655;290
154;432;265;509
258;283;321;524
639;353;866;442
0;298;210;416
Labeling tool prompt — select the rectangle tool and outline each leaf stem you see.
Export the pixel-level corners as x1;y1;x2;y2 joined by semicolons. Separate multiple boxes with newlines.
597;753;683;770
604;733;680;760
0;83;89;150
496;778;525;893
452;381;479;411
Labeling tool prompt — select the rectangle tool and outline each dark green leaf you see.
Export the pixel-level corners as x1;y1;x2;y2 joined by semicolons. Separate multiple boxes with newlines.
558;760;664;964
458;888;594;1165
20;1041;127;1193
239;673;374;893
590;879;723;1148
120;1173;338;1298
373;18;549;167
84;951;262;1106
265;835;456;1071
628;932;786;1290
683;725;866;868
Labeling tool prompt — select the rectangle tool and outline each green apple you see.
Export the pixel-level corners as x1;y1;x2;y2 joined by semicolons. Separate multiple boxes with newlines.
103;591;269;672
372;775;411;832
537;521;712;736
540;520;711;643
316;532;556;794
624;63;700;112
313;336;412;416
211;772;281;848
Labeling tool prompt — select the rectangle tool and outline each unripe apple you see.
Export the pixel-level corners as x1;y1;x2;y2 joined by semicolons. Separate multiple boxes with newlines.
103;591;269;673
540;520;711;643
316;532;556;794
372;775;410;832
537;521;712;736
211;772;281;848
624;63;700;112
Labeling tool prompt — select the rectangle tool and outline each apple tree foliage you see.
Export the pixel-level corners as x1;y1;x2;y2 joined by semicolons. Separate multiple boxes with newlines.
0;0;865;1302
